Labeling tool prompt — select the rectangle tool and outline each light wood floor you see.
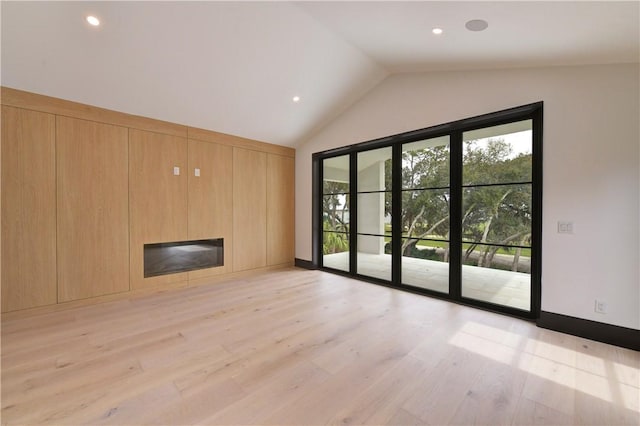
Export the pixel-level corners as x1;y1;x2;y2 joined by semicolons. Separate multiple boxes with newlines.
1;268;638;425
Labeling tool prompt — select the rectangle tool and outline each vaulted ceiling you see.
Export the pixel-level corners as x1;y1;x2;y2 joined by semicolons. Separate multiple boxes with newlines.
2;1;638;147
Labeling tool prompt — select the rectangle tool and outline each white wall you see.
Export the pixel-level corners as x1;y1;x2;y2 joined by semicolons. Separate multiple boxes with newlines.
295;63;640;330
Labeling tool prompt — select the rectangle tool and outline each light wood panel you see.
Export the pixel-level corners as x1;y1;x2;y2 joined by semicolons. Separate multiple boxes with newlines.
266;154;295;266
56;117;130;302
1;87;296;309
233;148;267;271
187;139;233;279
188;126;294;158
1;106;56;312
2;269;638;425
1;87;187;137
129;129;188;289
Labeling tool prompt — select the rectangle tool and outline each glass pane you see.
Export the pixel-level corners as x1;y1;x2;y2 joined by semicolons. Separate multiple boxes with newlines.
462;184;531;247
461;244;531;310
323;155;349;194
355;147;392;281
357;235;391;281
463;120;532;185
402;136;450;189
357;193;390;236
322;232;349;271
323;181;348;195
322;194;349;232
401;238;449;294
402;189;450;241
357;147;392;192
323;154;350;273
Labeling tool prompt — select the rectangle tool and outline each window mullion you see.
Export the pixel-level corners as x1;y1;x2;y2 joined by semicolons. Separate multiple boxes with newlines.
449;131;463;299
349;153;358;274
392;143;403;284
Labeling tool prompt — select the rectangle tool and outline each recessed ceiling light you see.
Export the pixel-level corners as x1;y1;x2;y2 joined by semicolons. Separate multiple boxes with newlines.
432;28;443;35
292;96;300;103
86;15;100;26
465;19;488;32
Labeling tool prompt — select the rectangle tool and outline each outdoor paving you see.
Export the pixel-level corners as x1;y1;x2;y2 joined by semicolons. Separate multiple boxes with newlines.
322;252;531;311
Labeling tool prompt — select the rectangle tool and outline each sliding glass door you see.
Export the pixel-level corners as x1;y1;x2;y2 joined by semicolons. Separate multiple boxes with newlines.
356;148;393;281
401;136;450;293
321;155;350;272
461;121;533;310
314;103;542;319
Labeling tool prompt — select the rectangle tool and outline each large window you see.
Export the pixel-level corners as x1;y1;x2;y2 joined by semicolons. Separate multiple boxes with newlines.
313;103;542;319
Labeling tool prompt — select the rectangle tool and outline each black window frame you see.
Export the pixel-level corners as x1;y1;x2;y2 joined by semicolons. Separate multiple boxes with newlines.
312;102;543;320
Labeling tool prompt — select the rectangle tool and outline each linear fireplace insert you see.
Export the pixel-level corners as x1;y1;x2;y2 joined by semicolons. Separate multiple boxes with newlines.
144;238;224;278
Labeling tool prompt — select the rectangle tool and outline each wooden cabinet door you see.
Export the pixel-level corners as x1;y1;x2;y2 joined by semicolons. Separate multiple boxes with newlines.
1;106;57;311
57;116;129;302
187;139;233;279
267;154;295;266
233;148;267;271
129;129;188;289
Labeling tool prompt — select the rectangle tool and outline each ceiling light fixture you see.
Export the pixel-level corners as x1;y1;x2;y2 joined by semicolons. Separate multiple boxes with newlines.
432;28;443;35
292;96;300;103
86;15;100;26
465;19;488;32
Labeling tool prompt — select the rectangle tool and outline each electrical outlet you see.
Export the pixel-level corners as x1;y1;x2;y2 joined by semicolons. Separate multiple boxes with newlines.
595;300;607;314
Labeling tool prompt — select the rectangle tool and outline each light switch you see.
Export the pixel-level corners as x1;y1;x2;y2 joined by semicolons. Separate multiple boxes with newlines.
173;166;180;176
194;168;201;177
557;221;573;234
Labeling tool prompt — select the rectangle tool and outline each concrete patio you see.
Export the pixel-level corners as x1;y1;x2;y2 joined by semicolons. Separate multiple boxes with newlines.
323;252;531;311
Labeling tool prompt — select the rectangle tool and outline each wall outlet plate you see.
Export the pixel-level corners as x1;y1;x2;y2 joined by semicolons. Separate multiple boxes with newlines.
595;300;607;314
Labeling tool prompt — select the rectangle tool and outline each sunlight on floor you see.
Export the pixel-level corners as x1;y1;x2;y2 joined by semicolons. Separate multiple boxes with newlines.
449;321;640;412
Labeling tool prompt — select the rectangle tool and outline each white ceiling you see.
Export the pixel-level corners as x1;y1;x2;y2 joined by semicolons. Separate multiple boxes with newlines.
298;1;640;72
2;1;638;147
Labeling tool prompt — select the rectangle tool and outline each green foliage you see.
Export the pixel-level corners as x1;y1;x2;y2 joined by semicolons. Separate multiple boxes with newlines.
322;136;532;269
401;137;532;266
322;180;350;235
403;244;440;261
322;181;351;255
322;225;349;255
399;144;451;254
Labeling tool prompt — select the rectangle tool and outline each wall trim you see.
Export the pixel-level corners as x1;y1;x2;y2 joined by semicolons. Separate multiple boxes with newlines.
295;258;317;270
537;311;639;351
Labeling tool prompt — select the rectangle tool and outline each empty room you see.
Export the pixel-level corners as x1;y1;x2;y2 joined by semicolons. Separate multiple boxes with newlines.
1;1;639;425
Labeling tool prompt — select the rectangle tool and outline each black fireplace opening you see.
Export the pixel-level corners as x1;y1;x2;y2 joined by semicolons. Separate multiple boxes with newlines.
144;238;224;278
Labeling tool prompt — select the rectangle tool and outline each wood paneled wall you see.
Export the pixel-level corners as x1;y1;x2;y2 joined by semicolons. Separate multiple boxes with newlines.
1;87;295;313
1;106;57;311
187;140;234;279
233;148;268;272
56;117;130;302
267;154;295;266
129;130;189;290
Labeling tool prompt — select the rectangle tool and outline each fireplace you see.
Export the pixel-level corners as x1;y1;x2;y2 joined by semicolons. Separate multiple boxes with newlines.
144;238;224;278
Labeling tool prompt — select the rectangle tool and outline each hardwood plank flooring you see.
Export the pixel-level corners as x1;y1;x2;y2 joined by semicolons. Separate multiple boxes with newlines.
1;268;638;425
